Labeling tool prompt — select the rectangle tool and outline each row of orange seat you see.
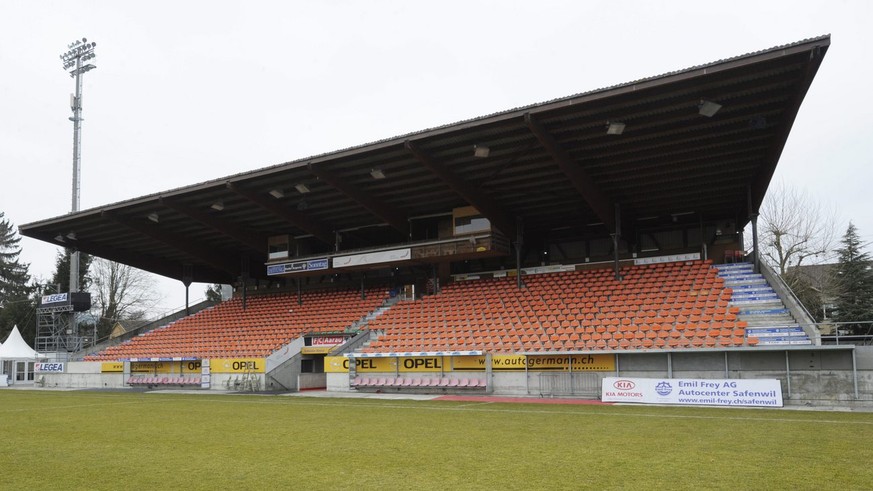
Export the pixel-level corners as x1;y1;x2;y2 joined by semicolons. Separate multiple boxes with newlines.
86;288;389;361
363;260;749;353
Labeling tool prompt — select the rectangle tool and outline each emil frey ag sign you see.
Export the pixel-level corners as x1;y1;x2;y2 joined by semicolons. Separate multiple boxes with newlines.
601;377;783;407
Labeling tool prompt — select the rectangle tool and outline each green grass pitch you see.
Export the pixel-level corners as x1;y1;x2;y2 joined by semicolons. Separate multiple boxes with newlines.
2;390;872;490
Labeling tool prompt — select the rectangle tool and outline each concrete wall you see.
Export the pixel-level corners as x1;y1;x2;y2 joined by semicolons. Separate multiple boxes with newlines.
327;348;873;406
299;373;327;390
41;362;126;389
36;347;873;407
208;373;265;391
39;361;268;392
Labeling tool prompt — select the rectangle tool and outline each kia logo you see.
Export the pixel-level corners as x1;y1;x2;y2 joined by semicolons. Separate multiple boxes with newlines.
613;379;635;390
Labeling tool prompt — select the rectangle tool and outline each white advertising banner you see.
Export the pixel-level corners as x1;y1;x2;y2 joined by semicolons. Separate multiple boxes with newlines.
601;377;783;407
333;248;411;268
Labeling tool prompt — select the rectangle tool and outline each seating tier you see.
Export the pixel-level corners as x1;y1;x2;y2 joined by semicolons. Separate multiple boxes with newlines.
85;288;388;361
363;260;747;353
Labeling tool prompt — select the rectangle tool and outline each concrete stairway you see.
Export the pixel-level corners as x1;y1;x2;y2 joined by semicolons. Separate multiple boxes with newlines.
716;263;812;346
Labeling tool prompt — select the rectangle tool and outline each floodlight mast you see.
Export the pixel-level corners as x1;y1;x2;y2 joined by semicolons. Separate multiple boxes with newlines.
60;38;96;294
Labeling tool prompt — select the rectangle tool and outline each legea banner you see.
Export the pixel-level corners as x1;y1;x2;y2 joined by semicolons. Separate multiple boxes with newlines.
601;377;783;407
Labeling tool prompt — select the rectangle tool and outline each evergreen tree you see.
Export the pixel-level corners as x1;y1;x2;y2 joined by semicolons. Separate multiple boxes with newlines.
833;223;873;335
205;283;223;303
0;212;35;341
49;249;93;293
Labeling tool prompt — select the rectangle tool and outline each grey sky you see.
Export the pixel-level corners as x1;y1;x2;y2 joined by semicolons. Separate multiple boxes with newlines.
1;1;870;314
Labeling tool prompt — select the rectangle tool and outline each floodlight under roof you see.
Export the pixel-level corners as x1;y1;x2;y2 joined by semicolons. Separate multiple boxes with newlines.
606;122;625;135
472;145;490;158
370;168;386;180
269;189;284;199
294;183;311;194
147;212;160;223
210;201;225;211
698;100;722;117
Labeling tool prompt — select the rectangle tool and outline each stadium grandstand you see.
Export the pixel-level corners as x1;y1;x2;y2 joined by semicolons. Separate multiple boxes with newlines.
21;35;868;405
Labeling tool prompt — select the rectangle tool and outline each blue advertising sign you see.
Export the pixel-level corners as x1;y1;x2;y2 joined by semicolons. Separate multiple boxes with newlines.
266;258;329;276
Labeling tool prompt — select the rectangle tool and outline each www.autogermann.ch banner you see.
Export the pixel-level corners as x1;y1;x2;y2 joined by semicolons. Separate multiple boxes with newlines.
601;377;783;407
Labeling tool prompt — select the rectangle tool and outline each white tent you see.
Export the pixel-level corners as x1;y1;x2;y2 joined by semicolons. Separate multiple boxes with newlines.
0;325;38;385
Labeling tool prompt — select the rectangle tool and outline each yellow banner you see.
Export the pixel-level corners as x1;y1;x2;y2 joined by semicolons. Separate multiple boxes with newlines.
398;356;446;372
492;354;615;371
209;358;266;373
325;354;615;372
130;361;203;374
324;356;397;373
181;360;203;374
452;356;488;370
301;346;333;355
131;362;169;373
101;362;124;373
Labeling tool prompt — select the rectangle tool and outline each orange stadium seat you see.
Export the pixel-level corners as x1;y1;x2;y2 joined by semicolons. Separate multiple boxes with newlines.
85;287;390;361
361;261;746;354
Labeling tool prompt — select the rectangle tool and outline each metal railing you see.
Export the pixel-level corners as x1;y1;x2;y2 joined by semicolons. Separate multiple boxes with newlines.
537;372;601;397
818;321;873;346
755;257;820;344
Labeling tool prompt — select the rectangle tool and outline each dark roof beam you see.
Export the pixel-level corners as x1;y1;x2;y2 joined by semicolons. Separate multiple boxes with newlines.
102;211;239;277
750;44;828;214
227;182;336;245
306;164;409;237
32;231;231;284
160;198;267;254
524;113;620;234
404;140;516;238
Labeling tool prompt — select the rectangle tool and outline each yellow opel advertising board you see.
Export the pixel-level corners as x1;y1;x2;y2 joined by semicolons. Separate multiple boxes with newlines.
101;362;124;373
209;358;266;374
325;356;396;373
325;354;614;372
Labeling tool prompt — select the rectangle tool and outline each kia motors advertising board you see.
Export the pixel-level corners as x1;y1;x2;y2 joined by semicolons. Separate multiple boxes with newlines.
601;377;783;407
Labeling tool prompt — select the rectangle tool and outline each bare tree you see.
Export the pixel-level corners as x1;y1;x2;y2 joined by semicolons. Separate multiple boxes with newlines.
90;258;162;338
759;180;839;276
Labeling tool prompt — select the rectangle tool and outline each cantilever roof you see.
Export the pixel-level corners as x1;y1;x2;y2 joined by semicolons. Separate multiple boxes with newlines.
21;36;831;284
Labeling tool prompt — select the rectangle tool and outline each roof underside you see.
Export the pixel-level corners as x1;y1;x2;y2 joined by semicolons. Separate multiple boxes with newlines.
21;36;830;284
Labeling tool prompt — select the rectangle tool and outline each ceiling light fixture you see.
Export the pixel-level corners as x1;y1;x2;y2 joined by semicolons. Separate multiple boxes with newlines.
294;183;311;194
473;145;490;158
269;189;284;199
147;212;159;223
210;201;224;211
606;121;625;135
698;100;722;117
370;168;386;180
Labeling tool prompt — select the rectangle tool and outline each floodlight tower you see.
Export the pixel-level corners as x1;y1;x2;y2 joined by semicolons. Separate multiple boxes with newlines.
60;38;96;293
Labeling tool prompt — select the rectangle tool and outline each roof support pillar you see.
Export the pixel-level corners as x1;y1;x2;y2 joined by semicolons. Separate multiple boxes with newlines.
515;216;524;290
612;203;622;281
747;186;760;274
182;264;193;316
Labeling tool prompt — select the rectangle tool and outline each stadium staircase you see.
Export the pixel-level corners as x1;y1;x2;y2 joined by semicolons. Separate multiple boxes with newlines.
716;262;812;346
